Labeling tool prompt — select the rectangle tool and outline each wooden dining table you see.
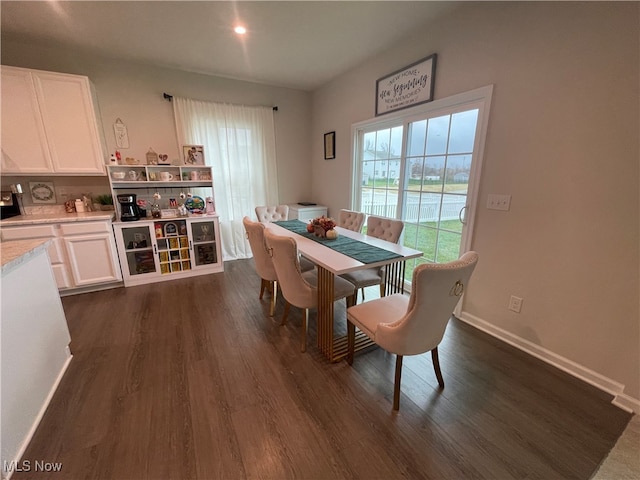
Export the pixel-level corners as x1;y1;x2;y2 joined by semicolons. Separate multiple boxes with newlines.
264;221;423;362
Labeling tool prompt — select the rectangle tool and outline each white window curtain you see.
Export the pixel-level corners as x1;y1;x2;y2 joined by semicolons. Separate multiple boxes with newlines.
172;96;279;260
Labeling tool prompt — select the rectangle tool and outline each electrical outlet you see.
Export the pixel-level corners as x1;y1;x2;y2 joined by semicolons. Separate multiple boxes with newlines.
487;194;511;211
508;295;523;313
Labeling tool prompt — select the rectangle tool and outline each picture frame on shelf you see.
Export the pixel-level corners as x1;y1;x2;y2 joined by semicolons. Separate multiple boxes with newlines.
160;209;179;219
324;131;335;160
183;145;205;165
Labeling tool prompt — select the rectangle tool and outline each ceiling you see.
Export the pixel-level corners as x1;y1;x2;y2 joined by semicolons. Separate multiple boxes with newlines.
0;1;457;91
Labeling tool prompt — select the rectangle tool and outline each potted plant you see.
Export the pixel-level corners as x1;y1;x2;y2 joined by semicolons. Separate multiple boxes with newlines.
96;194;114;211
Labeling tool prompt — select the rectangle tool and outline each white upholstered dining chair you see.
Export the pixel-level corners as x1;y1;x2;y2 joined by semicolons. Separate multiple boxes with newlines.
340;215;404;302
243;216;314;317
255;205;289;223
264;229;356;352
254;205;315;271
338;209;366;233
346;251;479;410
243;216;280;316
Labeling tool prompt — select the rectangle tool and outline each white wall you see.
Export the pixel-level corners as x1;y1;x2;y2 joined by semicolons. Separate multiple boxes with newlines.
311;2;640;405
1;39;313;209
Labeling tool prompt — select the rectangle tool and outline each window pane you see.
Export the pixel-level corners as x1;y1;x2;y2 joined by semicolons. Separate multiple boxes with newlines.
403;224;437;262
376;128;392;156
448;109;478;154
423;155;445;192
390;126;403;158
362;160;373;186
363;131;376;155
435;230;462;263
425;115;450;155
439;193;466;225
444;155;471;194
407;120;426;156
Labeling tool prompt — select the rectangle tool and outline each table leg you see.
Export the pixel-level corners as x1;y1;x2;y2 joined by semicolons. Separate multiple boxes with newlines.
384;260;406;296
316;265;334;359
315;260;406;362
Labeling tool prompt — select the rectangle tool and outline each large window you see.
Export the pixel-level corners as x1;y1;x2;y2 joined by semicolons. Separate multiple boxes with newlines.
352;86;493;282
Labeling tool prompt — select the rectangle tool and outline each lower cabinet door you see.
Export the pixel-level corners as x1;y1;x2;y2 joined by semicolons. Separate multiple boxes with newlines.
188;218;222;270
114;224;158;284
63;232;122;286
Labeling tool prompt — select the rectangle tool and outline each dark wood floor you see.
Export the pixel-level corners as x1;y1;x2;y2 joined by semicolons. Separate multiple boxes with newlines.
13;259;631;479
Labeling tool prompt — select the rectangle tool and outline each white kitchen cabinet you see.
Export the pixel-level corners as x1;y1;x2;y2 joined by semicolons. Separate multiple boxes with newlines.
0;67;54;173
60;222;122;286
0;219;121;292
0;224;71;288
113;217;223;287
1;65;106;175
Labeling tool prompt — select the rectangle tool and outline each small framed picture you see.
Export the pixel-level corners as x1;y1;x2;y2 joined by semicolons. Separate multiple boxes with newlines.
160;209;179;219
164;222;179;236
324;131;335;160
183;145;205;165
29;182;56;204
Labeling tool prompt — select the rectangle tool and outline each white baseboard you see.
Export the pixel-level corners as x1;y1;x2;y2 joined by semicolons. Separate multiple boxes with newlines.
612;394;640;414
457;311;639;414
3;353;73;480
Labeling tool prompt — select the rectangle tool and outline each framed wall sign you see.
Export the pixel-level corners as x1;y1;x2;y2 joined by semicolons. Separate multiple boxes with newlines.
29;182;56;204
375;53;437;116
324;131;335;160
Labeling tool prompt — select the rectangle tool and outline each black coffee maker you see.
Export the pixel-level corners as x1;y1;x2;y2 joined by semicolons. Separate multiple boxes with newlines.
117;193;140;221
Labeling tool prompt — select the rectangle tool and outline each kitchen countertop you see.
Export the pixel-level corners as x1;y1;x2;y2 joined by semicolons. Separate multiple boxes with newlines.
1;211;115;226
1;238;52;275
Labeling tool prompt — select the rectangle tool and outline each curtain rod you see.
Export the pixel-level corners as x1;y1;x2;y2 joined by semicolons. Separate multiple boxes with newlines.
163;92;278;111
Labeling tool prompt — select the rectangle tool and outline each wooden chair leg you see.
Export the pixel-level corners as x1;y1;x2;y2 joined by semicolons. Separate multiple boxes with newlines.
281;302;290;325
361;287;365;302
393;354;404;411
379;281;386;298
432;347;445;389
259;278;268;299
346;294;355;308
347;320;355;365
269;281;277;317
300;308;308;352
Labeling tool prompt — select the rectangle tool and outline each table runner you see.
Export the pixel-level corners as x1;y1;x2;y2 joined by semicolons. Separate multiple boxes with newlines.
274;220;402;264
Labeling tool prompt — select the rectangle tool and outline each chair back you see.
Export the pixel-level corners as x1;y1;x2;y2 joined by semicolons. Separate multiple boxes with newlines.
255;205;289;223
338;209;365;232
263;229;316;309
376;251;479;356
243;216;277;282
366;215;404;243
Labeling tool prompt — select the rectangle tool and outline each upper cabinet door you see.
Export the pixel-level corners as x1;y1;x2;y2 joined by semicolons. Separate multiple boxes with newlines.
34;71;105;174
1;68;54;173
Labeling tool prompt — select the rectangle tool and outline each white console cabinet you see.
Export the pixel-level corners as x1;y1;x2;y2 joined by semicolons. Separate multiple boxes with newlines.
288;203;328;222
1;66;106;175
113;217;223;287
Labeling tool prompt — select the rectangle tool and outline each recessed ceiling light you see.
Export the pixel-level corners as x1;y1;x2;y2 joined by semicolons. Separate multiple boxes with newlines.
234;26;247;35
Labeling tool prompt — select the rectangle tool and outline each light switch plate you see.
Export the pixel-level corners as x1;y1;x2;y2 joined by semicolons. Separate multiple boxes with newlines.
487;194;511;211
